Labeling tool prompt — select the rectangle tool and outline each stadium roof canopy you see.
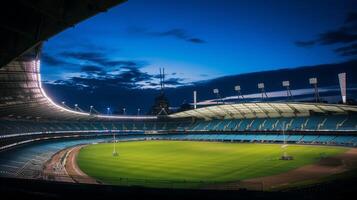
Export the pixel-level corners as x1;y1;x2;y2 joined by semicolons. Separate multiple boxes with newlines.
0;0;157;121
0;0;126;68
169;102;357;120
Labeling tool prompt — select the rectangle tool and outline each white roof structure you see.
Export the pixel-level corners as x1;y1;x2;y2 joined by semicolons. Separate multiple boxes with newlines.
169;102;357;120
0;58;156;121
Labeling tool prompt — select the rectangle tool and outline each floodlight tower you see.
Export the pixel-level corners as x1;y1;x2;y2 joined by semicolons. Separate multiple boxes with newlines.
282;81;293;101
61;101;71;109
74;104;84;112
309;77;320;102
193;91;197;109
89;106;100;115
123;107;126;115
106;107;111;115
234;85;244;103
89;105;94;114
213;88;221;104
137;108;141;115
338;73;347;104
258;83;268;101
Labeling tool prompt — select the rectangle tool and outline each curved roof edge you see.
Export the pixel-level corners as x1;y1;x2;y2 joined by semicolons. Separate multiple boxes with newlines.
168;102;357;120
0;58;157;120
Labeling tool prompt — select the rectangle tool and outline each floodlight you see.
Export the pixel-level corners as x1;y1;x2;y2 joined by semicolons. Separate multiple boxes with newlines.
258;83;265;89
234;85;241;91
338;73;347;104
213;88;219;94
282;81;290;87
309;77;317;84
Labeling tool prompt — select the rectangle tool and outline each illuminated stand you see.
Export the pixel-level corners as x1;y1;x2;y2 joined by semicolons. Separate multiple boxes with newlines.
112;133;118;156
258;83;268;101
280;122;293;160
309;77;320;102
282;81;293;101
234;85;245;103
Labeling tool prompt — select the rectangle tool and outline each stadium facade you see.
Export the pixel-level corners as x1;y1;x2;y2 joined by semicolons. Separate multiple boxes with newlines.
1;0;357;190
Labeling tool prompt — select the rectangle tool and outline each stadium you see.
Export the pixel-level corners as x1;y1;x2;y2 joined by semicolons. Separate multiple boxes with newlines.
1;1;357;199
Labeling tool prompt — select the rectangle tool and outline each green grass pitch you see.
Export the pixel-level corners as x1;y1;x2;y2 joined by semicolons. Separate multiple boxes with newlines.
77;140;347;188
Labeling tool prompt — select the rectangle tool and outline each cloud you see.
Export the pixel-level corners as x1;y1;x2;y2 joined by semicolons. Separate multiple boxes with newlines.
294;40;316;47
334;43;357;56
345;12;357;23
58;65;156;90
164;78;186;86
41;53;71;66
295;12;357;56
60;51;145;69
80;65;106;76
128;27;206;44
187;38;206;43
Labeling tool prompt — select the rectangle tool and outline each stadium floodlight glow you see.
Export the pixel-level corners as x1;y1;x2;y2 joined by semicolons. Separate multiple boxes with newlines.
309;77;317;85
258;83;268;100
106;107;111;115
234;85;244;103
282;81;293;101
137;108;141;115
213;88;222;104
309;77;320;102
123;108;126;115
282;81;290;87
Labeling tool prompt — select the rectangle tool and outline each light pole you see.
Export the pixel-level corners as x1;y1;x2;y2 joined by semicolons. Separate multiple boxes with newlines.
213;88;221;104
309;77;320;102
89;105;93;114
123;108;126;115
338;73;347;104
107;107;110;115
137;108;140;116
258;83;268;101
234;85;244;103
282;81;293;101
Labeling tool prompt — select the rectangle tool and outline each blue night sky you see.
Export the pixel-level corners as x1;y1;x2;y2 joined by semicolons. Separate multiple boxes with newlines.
41;0;357;113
